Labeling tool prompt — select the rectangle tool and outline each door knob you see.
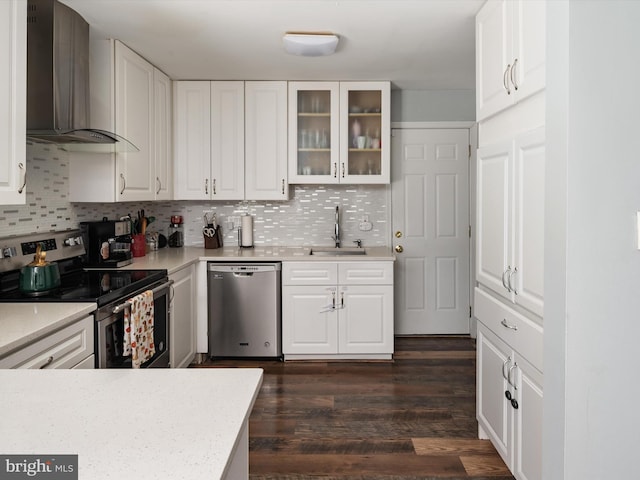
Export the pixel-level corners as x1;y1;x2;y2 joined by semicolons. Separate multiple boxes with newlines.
395;231;403;238
395;245;403;253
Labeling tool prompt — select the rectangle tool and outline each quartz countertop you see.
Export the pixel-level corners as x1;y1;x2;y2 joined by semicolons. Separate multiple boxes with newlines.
0;368;263;479
0;303;96;358
123;245;395;273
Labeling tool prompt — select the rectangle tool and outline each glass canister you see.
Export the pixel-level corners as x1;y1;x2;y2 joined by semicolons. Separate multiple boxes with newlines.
168;215;184;247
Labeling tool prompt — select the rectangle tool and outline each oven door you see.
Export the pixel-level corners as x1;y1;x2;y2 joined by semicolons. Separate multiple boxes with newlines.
95;280;172;368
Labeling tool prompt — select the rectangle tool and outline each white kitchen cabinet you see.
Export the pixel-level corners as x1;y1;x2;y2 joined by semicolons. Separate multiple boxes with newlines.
154;68;173;200
0;315;94;369
476;127;544;319
282;261;394;359
115;40;155;201
211;81;245;200
340;82;390;184
476;321;542;480
170;263;196;368
476;0;545;121
174;81;285;200
69;39;172;202
288;81;390;185
288;82;340;184
0;0;26;206
173;81;244;200
245;81;289;200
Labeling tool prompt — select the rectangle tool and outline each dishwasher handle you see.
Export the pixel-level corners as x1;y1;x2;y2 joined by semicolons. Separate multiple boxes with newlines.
233;272;254;277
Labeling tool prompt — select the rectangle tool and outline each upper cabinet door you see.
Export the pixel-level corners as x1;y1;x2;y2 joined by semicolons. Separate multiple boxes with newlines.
245;81;289;200
115;41;155;201
154;68;172;200
339;81;390;184
173;81;211;200
476;0;545;121
0;0;26;206
288;81;340;184
211;81;245;200
476;0;513;122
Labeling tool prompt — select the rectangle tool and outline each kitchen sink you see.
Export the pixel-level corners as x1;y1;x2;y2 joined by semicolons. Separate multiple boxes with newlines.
309;247;367;256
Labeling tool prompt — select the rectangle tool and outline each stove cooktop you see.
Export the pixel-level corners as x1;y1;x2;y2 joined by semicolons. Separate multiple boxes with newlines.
0;269;167;307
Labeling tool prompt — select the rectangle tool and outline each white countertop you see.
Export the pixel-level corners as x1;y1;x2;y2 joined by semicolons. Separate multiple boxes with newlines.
123;245;395;273
0;303;96;357
0;368;263;479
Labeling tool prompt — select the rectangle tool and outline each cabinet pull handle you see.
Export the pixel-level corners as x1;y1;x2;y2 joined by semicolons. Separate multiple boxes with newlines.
510;58;519;91
508;267;518;295
39;356;54;369
502;356;511;381
120;173;126;195
205;178;208;195
502;266;512;292
340;291;345;309
156;177;161;195
332;291;336;310
508;363;518;390
281;179;285;195
333;163;337;178
501;319;518;331
503;64;511;95
17;163;26;194
341;163;345;178
213;179;217;195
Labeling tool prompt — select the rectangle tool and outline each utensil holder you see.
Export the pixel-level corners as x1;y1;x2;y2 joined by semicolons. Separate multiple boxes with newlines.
131;234;146;257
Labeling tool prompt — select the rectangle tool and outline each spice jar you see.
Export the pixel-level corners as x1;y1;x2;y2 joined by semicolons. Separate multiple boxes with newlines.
168;215;184;248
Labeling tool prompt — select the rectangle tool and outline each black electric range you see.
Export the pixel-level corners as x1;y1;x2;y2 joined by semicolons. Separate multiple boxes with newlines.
0;230;167;307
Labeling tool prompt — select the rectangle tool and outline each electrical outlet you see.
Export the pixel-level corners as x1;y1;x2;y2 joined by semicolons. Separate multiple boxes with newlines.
359;215;373;231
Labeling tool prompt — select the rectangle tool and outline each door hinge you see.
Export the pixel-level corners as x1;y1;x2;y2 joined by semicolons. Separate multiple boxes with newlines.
468;145;471;159
469;306;472;318
469;225;471;238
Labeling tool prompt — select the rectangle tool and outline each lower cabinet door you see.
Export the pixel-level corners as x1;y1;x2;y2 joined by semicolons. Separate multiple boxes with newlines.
338;285;393;354
282;286;338;354
170;264;196;368
476;323;513;468
513;355;543;480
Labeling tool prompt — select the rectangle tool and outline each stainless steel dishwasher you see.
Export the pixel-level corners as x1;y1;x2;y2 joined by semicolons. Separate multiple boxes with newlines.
208;263;281;358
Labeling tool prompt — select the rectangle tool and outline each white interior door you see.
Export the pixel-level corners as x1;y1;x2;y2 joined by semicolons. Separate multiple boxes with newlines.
392;129;470;334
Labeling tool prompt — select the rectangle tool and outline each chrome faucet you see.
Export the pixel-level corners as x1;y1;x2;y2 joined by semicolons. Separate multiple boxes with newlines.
332;205;340;248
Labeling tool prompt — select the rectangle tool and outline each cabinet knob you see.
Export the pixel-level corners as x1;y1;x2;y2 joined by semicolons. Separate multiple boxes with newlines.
394;245;403;253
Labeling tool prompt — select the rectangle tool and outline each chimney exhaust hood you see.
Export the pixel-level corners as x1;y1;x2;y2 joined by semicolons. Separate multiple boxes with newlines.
26;0;138;153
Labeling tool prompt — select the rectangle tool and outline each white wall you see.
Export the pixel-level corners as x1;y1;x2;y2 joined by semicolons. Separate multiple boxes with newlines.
391;89;475;122
545;1;640;478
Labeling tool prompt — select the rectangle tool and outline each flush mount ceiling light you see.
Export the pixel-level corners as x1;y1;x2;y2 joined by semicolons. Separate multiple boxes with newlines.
283;32;339;57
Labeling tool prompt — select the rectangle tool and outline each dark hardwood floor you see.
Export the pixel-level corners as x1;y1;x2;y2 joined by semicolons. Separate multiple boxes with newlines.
197;336;514;480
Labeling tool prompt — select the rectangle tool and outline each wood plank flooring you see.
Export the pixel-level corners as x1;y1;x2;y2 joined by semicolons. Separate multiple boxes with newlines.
196;336;514;480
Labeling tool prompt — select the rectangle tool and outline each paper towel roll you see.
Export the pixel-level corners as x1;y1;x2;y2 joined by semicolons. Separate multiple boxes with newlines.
241;214;253;247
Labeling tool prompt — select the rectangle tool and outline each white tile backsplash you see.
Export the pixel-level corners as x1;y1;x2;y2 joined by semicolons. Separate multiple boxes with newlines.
0;143;391;247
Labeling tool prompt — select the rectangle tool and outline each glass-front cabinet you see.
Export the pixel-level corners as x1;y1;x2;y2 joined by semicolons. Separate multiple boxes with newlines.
288;81;390;184
288;82;339;183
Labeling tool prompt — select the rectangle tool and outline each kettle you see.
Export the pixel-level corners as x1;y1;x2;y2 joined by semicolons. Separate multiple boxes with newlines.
19;244;61;295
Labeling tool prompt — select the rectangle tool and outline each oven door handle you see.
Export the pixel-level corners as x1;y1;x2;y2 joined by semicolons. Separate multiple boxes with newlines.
112;280;174;314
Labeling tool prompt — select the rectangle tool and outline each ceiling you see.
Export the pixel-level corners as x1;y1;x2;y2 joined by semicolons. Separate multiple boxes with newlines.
61;0;483;91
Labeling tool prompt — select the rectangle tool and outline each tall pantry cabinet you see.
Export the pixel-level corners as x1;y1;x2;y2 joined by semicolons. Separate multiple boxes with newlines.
474;2;545;480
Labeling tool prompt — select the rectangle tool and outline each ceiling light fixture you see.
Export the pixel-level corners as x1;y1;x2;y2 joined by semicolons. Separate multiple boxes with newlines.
283;32;339;57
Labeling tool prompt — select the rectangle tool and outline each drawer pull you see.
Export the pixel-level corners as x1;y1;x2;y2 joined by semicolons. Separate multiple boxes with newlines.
501;319;518;331
39;356;54;369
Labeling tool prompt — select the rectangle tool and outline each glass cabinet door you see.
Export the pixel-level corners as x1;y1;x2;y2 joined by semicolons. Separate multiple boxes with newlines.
288;82;340;183
340;82;390;184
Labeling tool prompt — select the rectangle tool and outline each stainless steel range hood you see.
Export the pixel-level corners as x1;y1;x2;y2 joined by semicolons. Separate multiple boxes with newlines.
26;0;137;153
